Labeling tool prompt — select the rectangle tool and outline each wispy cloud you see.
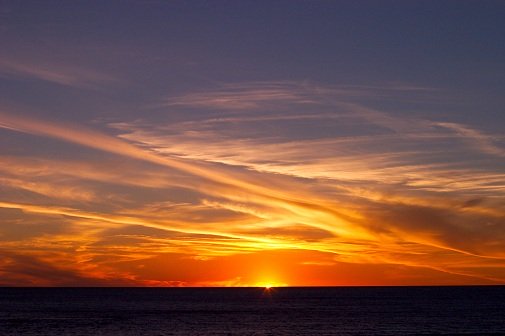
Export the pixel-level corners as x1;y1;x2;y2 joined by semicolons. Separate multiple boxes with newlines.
0;57;119;88
437;122;505;157
115;82;505;198
160;81;321;110
160;81;441;111
1;81;504;285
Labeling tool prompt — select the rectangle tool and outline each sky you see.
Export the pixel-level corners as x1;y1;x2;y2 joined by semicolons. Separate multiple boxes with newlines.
0;0;504;286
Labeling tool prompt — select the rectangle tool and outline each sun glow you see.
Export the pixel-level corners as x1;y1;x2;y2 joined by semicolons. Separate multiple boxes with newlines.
255;281;287;289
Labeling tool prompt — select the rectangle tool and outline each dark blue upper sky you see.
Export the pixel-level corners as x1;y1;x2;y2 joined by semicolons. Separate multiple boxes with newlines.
2;1;504;126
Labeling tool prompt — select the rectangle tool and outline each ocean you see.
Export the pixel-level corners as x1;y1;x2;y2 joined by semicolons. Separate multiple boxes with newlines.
0;286;504;335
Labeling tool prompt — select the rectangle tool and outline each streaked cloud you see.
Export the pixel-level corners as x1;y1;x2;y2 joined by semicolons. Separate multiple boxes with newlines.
1;81;504;286
0;57;119;89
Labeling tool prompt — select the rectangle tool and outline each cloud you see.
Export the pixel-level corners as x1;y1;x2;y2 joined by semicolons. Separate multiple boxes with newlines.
114;120;505;196
160;81;321;110
362;202;505;258
159;81;441;111
0;175;97;202
436;122;505;157
0;250;141;286
0;109;365;238
0;57;119;89
1;81;504;285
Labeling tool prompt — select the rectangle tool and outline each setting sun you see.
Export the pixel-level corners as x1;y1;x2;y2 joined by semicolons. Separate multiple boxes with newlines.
254;280;288;289
259;283;274;289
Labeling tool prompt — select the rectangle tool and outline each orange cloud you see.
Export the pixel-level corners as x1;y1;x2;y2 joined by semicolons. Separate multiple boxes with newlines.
1;82;505;286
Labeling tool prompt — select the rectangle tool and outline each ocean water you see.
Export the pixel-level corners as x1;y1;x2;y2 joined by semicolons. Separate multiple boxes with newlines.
0;286;504;335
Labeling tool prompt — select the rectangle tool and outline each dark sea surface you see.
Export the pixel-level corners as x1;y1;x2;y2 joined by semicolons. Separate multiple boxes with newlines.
0;286;504;335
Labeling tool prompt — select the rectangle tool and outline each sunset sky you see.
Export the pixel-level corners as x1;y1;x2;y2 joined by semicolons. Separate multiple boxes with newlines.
1;1;504;286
